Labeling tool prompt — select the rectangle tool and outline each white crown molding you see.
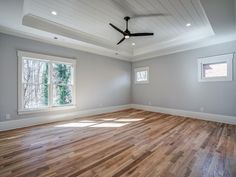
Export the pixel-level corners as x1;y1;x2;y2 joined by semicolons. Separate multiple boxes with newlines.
133;29;215;57
0;25;131;61
22;14;130;54
131;104;236;125
1;24;236;63
0;104;132;131
132;33;236;62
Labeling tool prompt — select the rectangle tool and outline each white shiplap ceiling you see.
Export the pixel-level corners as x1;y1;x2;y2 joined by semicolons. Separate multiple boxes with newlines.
1;0;235;61
23;0;214;53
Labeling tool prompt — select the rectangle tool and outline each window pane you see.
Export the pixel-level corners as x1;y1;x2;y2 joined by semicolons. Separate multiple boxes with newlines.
23;84;49;109
203;62;227;78
136;71;148;81
23;58;48;84
52;63;73;84
53;85;72;105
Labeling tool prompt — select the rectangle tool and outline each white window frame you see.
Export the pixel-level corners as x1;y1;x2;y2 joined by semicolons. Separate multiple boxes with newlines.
18;51;77;115
134;67;149;84
198;53;233;82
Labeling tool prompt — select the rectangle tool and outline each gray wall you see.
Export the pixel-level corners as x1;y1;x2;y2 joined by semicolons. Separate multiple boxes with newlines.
0;33;131;122
132;40;236;117
1;32;235;123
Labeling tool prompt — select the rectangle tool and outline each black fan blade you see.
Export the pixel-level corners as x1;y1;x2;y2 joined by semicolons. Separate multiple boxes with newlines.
109;23;125;35
117;37;125;45
130;33;154;37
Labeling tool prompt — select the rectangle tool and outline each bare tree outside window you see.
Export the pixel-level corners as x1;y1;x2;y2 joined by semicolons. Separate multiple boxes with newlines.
23;58;48;109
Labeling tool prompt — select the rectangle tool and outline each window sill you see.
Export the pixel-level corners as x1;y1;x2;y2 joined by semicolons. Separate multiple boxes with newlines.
18;105;77;115
135;81;149;84
199;77;233;82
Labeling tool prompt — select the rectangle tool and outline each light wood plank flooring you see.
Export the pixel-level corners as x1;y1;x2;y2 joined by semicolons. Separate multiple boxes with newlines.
0;109;235;177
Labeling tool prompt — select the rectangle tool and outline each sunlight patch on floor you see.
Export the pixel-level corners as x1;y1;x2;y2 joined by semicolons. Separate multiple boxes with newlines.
101;118;116;121
54;118;143;128
115;118;143;122
90;122;130;128
55;122;96;128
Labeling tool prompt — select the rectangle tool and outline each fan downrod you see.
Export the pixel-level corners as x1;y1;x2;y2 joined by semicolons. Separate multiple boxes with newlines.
124;16;130;21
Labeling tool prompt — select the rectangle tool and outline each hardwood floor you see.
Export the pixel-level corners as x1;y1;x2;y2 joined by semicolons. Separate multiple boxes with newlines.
0;109;235;177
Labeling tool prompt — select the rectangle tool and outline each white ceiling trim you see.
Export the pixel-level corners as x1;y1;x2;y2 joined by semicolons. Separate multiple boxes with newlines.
132;33;236;61
0;25;131;61
22;13;132;56
1;25;236;63
133;28;215;56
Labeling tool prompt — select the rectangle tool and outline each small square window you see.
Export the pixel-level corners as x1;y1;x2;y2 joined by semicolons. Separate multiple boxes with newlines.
198;53;233;82
135;67;149;84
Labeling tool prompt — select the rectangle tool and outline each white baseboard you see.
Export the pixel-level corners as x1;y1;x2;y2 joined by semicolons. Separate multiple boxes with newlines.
1;104;235;131
0;104;132;131
131;104;236;125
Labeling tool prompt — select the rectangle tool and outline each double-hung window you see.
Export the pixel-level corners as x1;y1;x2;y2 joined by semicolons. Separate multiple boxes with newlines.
18;51;76;114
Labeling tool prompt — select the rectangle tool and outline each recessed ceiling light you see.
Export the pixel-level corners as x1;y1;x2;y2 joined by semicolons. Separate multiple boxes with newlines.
125;35;130;39
132;43;135;46
51;11;57;16
186;23;191;27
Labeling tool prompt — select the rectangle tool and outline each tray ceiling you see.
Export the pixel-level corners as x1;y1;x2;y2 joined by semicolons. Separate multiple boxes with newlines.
3;0;234;61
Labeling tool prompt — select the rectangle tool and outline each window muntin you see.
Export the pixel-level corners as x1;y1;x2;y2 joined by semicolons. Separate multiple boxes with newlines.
135;67;149;84
18;51;76;114
198;53;233;82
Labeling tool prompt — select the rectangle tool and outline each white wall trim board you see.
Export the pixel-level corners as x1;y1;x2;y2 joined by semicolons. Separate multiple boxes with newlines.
1;26;236;62
132;34;236;62
1;104;235;131
0;104;131;131
0;26;131;61
131;104;236;125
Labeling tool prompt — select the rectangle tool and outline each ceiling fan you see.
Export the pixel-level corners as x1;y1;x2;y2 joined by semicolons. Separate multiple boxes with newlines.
109;16;154;45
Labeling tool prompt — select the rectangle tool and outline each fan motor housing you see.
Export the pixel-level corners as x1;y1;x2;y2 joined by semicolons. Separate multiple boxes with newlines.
124;16;130;21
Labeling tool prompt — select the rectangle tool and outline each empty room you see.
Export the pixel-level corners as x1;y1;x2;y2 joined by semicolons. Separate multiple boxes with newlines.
0;0;236;176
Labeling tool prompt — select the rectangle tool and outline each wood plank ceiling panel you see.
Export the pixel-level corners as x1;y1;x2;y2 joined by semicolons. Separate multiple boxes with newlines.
24;0;214;50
